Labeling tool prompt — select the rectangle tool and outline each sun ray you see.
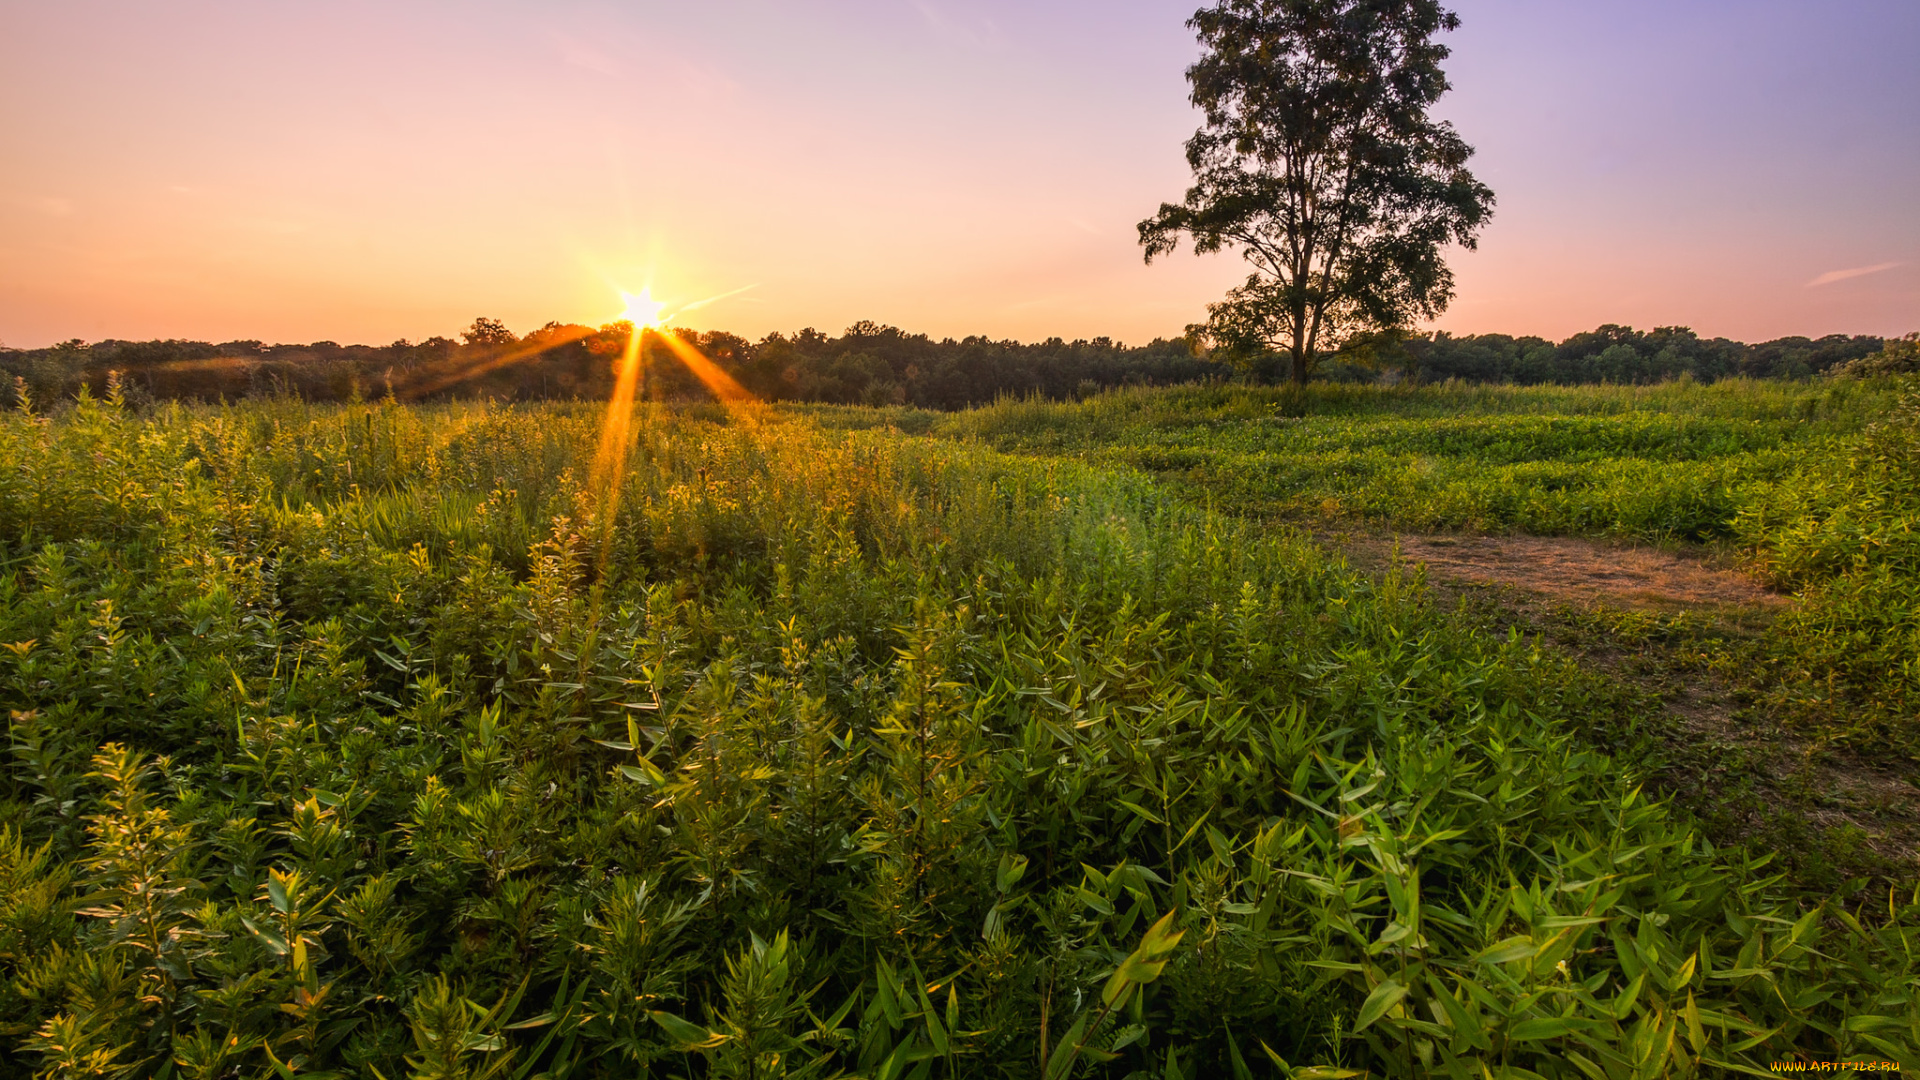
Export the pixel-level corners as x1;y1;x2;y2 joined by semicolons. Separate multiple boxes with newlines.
585;310;763;580
590;325;647;525
653;330;757;405
400;325;598;400
659;283;759;323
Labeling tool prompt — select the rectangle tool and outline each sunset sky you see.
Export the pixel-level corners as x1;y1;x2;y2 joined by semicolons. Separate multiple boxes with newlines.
2;0;1915;349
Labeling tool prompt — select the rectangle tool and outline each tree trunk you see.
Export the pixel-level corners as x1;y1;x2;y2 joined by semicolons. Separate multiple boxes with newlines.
1290;316;1310;387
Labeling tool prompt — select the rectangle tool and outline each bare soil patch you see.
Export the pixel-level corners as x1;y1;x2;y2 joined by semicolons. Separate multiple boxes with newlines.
1374;533;1787;611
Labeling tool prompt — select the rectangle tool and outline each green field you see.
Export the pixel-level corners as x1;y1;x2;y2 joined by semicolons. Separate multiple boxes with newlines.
2;378;1916;1077
919;378;1920;752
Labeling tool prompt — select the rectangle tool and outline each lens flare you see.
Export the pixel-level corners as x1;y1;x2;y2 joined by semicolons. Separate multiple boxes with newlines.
653;330;755;404
588;324;647;571
620;288;666;328
401;325;596;400
587;296;762;580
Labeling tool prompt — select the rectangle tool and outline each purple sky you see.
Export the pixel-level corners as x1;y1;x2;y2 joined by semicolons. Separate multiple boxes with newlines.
1;0;1914;348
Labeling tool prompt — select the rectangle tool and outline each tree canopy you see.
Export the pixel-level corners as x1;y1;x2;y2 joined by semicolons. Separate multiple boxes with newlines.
1141;0;1494;384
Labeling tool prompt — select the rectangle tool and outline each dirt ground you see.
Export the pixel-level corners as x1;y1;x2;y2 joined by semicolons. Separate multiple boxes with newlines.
1364;533;1787;611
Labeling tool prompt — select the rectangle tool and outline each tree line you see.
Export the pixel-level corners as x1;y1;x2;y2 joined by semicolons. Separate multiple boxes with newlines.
0;319;1893;411
1362;324;1888;385
0;320;1209;411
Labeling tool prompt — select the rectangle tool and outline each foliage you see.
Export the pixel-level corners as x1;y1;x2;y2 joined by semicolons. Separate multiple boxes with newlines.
1403;326;1885;386
2;324;1893;415
0;324;1212;414
0;389;1913;1077
1734;376;1920;747
937;376;1920;753
1830;333;1920;379
1140;0;1494;385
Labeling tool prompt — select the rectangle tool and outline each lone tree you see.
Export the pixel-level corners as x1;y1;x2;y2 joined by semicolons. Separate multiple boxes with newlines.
462;317;517;347
1140;0;1494;386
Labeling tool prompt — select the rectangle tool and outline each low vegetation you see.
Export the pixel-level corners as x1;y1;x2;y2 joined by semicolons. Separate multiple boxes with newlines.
933;374;1920;757
1;370;1915;1077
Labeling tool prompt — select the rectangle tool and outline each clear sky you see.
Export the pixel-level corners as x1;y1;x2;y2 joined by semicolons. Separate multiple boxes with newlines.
2;0;1914;349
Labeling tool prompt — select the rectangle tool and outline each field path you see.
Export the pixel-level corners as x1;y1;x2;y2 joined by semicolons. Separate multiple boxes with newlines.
1330;527;1920;878
1371;533;1786;611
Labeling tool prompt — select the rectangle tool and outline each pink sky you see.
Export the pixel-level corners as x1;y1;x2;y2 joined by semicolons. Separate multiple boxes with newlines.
2;0;1914;348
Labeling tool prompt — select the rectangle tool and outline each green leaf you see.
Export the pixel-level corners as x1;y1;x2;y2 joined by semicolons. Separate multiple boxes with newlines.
1076;887;1114;917
1843;1014;1908;1033
1788;903;1823;947
1612;972;1646;1020
1535;915;1609;930
1102;910;1185;1008
875;962;903;1028
1474;936;1538;965
1170;810;1213;853
618;760;667;787
1430;985;1489;1053
650;1010;726;1049
1304;960;1364;973
1564;1051;1608;1080
1226;1033;1254;1080
241;914;289;956
915;978;949;1056
996;852;1029;893
1508;1016;1602;1042
1043;1013;1091;1080
1696;1058;1792;1079
1683;993;1705;1054
1138;908;1185;953
1726;1025;1782;1054
1353;978;1408;1034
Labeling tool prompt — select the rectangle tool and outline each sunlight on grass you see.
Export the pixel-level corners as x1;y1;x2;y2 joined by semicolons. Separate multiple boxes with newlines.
0;381;1913;1075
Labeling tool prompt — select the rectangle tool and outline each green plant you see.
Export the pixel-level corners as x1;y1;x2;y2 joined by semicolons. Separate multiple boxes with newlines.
0;392;1911;1078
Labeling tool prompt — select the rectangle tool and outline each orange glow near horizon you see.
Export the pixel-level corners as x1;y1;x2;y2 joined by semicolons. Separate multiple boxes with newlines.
4;5;1911;351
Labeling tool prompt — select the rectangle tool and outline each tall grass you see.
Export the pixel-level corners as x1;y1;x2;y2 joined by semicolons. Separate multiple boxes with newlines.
929;378;1920;753
0;391;1913;1077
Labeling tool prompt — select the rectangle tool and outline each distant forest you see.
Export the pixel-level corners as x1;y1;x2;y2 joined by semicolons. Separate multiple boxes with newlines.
0;319;1890;410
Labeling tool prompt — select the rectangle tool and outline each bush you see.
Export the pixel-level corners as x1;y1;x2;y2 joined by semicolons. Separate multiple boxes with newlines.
1830;333;1920;379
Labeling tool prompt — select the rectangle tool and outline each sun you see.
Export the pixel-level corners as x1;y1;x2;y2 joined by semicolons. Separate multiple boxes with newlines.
619;288;666;328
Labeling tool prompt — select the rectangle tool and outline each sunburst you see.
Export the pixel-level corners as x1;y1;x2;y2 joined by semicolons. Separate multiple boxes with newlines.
589;285;761;577
619;288;666;328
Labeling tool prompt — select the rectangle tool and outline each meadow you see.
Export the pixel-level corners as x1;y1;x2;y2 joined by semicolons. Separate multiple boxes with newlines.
1;374;1916;1077
923;377;1920;756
